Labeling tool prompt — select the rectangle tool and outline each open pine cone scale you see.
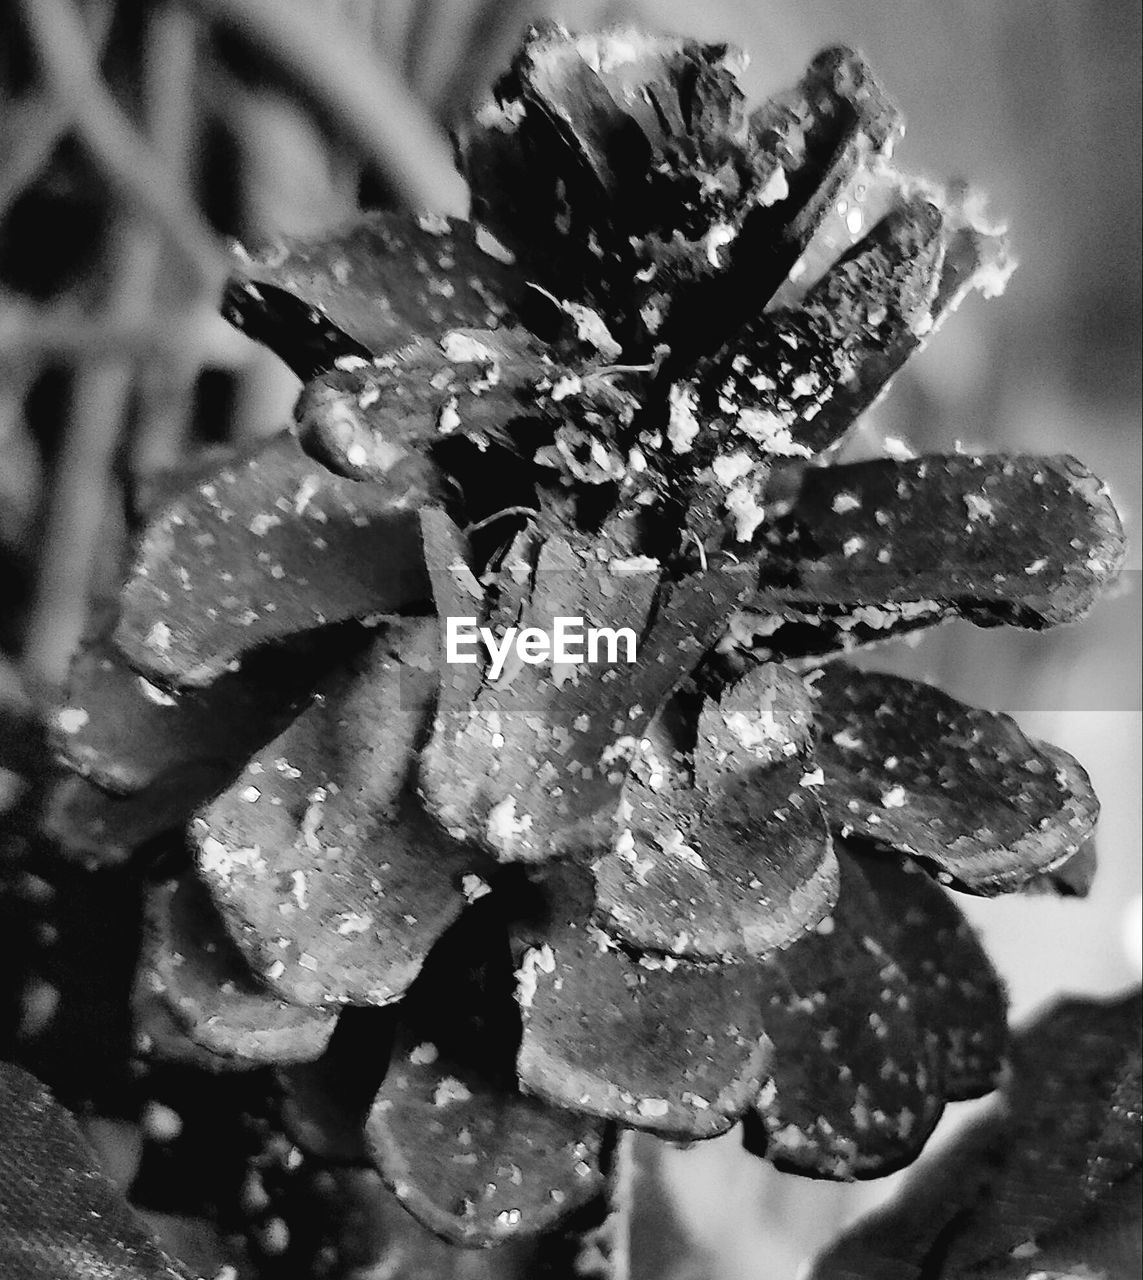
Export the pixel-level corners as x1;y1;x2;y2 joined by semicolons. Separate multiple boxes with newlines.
47;26;1126;1252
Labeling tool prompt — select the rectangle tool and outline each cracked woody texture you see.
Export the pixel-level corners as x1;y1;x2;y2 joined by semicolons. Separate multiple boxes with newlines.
45;23;1126;1271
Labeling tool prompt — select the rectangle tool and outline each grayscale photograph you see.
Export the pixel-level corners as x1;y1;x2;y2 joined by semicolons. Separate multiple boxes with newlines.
0;3;1139;1278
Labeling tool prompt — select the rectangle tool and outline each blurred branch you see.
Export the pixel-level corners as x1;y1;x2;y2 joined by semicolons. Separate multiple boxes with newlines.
20;1;222;690
15;0;226;289
185;0;468;215
22;219;161;690
131;1;203;477
432;0;536;121
403;0;446;95
196;56;361;235
0;97;72;222
0;2;114;220
0;307;251;367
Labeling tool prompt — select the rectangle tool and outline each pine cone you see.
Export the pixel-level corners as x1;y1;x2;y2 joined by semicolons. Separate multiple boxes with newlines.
47;24;1125;1260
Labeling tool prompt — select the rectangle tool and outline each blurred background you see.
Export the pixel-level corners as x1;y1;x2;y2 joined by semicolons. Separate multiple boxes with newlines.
0;2;1138;1277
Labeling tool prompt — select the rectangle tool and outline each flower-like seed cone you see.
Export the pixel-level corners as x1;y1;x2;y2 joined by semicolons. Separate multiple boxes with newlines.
46;25;1126;1259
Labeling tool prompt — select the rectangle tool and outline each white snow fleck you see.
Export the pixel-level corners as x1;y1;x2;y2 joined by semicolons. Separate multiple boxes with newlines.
712;451;754;487
56;708;89;734
757;166;789;206
636;1097;670;1119
610;555;660;573
617;829;656;886
474;225;516;264
576;30;664;74
550;374;583;401
516;944;556;1009
656;828;707;872
882;436;916;461
286;870;307;911
735;408;813;457
433;1076;473;1107
438;395;461;434
293;474;321;516
473;97;526;132
461;873;491;903
725;484;766;542
146;622;172;653
300;788;326;852
600;736;638;768
135;678;177;707
486;796;533;852
440;331;497;364
704;222;737;267
666;383;701;454
199;836;265;882
963;492;995;523
335;912;373;936
416;212;451;236
249;513;281;537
